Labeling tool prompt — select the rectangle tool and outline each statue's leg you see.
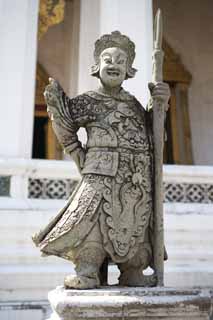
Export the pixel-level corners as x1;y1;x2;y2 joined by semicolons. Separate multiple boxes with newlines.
64;223;106;289
118;242;157;287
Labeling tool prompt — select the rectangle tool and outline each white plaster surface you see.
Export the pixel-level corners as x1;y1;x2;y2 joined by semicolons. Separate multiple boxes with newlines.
0;158;80;179
0;0;39;158
153;0;213;165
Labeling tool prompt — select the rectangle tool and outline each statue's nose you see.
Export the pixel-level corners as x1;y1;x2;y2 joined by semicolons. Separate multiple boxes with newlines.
111;58;118;66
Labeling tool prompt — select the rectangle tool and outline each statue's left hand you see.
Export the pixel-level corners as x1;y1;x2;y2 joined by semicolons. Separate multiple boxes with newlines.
148;82;170;111
71;147;85;173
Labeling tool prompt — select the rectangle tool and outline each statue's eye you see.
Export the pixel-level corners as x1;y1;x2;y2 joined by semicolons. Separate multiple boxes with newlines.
104;58;112;64
117;59;125;65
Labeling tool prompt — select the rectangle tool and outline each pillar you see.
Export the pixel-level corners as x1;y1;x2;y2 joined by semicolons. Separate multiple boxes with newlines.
0;0;39;158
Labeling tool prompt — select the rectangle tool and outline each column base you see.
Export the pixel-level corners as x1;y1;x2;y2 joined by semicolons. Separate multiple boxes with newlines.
47;286;212;320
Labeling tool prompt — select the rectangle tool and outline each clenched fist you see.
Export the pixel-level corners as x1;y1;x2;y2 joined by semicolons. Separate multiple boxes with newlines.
148;82;170;111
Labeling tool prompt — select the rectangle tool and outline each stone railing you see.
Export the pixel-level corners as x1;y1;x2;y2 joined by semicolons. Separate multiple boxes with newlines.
164;165;213;203
0;158;80;209
1;158;213;205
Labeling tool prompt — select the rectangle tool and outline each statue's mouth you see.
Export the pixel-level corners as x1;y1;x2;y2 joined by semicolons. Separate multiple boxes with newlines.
107;69;120;77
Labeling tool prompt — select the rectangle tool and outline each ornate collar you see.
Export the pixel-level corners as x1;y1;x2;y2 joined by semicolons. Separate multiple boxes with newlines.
85;88;135;102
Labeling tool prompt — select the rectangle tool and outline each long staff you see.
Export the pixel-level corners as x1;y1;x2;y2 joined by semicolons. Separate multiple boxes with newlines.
152;9;165;286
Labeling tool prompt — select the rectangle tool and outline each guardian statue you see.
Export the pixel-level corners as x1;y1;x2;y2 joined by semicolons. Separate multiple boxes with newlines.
33;31;170;289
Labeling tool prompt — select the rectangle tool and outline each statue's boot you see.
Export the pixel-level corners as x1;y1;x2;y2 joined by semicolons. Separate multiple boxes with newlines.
118;268;157;287
64;242;106;289
64;262;101;289
118;240;156;286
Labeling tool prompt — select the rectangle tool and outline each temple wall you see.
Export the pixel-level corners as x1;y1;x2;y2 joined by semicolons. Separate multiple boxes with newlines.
154;0;213;165
37;0;80;97
38;0;153;105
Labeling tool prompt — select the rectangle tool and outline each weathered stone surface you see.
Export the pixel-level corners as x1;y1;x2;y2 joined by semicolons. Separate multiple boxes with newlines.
33;30;170;289
47;286;212;320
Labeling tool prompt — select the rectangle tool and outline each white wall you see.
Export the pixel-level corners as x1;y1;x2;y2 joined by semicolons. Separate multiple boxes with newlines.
154;0;213;165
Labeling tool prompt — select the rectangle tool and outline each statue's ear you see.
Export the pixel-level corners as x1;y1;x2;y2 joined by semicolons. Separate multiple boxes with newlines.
90;64;100;78
126;66;137;79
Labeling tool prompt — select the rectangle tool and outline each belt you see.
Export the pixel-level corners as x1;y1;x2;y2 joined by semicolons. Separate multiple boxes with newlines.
86;146;149;155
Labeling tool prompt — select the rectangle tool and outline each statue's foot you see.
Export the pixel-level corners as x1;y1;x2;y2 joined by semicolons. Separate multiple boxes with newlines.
119;269;157;287
64;275;100;289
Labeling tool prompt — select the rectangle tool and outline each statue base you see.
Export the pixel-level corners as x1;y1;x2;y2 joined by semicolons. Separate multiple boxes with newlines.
47;286;212;320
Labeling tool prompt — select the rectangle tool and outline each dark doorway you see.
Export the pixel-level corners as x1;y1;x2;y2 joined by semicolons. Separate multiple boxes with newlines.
32;116;48;159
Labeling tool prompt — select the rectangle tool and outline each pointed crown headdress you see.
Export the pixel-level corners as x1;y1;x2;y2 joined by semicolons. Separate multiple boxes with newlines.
91;31;137;79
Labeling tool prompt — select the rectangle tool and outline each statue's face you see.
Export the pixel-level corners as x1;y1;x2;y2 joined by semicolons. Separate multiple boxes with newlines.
99;47;128;88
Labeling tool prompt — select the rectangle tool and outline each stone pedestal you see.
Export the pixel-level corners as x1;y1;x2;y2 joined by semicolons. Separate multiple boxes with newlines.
47;286;212;320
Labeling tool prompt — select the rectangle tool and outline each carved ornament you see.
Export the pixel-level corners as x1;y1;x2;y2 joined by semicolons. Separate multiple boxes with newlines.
38;0;65;40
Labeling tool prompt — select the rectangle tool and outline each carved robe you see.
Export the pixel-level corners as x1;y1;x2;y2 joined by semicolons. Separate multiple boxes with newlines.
35;89;154;264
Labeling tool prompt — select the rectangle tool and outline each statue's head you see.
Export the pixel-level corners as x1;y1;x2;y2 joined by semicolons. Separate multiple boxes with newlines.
91;31;137;88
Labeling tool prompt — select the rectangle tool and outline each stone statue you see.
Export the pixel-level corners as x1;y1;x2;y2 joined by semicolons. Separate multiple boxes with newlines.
33;31;170;289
